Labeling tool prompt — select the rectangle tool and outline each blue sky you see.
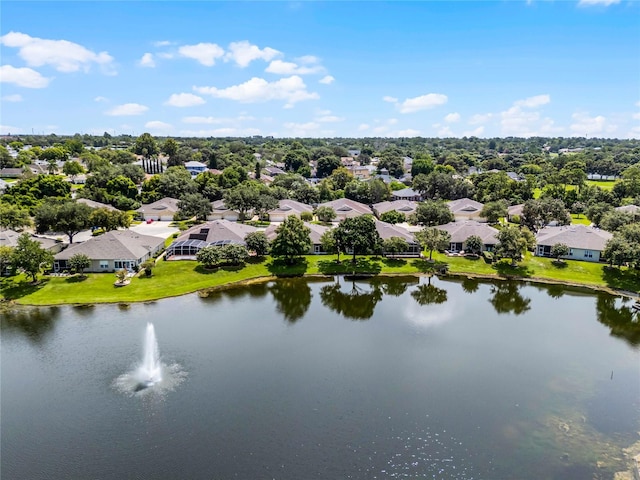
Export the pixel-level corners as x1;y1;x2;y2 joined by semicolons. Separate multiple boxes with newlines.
1;1;639;138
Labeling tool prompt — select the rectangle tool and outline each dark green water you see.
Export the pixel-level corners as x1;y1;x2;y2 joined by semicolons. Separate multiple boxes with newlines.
1;276;639;479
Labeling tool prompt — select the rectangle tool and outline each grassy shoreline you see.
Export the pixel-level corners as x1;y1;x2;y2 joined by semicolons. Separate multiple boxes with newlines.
2;253;639;307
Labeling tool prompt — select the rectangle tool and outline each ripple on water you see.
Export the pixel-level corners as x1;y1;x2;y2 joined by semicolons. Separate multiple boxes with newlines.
112;363;187;398
346;422;488;479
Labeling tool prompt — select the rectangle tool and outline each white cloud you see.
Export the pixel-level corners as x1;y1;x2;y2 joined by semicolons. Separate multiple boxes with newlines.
319;75;335;85
462;126;485;137
224;41;280;67
500;95;556;136
145;121;173;131
2;94;23;102
265;59;324;75
358;124;370;132
0;124;23;133
165;93;206;107
178;42;225;66
434;124;454;137
297;55;320;65
578;0;620;5
444;112;460;123
468;113;493;125
181;115;254;124
283;121;321;136
94;96;108;102
194;75;319;105
514;94;550;108
0;65;51;88
387;118;398;125
139;53;155;68
157;52;175;59
383;96;398;103
632;112;640;121
397;129;421;137
569;112;613;136
0;31;114;74
316;115;344;123
398;93;448;113
636;101;640;107
179;127;263;137
153;40;173;47
106;103;149;116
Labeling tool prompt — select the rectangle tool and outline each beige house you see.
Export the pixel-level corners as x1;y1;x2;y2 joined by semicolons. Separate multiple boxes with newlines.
535;225;612;262
207;200;241;222
137;197;180;221
77;198;118;211
436;221;499;253
447;198;486;222
374;220;422;256
372;200;418;218
268;199;313;222
318;199;372;221
54;230;164;272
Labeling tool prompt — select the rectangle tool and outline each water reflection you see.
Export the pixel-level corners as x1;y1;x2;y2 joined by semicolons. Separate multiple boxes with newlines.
461;277;480;294
367;275;419;297
595;294;640;347
320;279;383;320
410;278;448;306
269;279;312;323
0;306;61;342
488;281;531;315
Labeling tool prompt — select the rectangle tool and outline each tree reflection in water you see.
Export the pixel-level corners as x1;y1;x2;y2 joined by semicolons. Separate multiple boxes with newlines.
410;277;448;305
319;279;383;320
269;279;312;324
0;306;61;342
595;294;640;347
460;277;480;294
488;281;531;315
368;275;419;297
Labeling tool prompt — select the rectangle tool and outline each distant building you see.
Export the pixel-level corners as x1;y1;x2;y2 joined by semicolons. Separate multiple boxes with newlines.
447;198;485;222
268;199;313;222
184;161;207;176
137;197;180;221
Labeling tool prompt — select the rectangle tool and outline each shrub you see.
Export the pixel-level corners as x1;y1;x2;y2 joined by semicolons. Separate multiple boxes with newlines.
510;214;521;225
300;211;313;222
482;251;494;263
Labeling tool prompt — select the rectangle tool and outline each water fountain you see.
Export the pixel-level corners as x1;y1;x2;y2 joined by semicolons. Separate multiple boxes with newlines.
136;322;163;388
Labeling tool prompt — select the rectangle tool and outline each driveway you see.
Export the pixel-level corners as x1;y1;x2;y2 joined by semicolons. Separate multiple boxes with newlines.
129;221;179;239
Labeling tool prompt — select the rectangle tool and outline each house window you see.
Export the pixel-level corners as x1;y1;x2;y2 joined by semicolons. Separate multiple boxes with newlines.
314;245;321;254
99;260;109;269
569;249;574;256
584;250;593;258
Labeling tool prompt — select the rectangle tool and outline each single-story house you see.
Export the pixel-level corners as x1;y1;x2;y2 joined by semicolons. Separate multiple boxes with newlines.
207;200;241;222
184;161;208;176
1;229;63;253
318;199;372;221
615;204;639;220
137;197;180;221
54;230;164;272
374;220;422;256
165;220;257;260
77;198;118;211
264;166;286;176
391;188;422;201
264;222;331;254
0;168;23;178
535;225;613;262
435;221;499;253
507;204;524;222
447;198;486;222
372;200;418;218
268;199;313;222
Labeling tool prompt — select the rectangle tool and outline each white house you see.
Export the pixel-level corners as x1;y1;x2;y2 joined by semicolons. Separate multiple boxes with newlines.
137;197;180;221
535;225;612;262
447;198;486;222
207;200;241;222
184;161;207;176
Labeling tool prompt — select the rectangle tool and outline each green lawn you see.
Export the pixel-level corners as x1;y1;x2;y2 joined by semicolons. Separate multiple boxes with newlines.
571;214;591;225
3;251;640;306
585;180;617;191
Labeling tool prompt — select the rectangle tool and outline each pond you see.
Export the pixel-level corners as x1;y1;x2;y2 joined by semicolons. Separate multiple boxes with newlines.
1;276;639;480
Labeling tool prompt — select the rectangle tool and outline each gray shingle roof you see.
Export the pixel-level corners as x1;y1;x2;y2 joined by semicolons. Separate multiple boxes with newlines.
268;199;313;215
447;198;485;215
55;230;164;261
319;198;372;215
373;200;418;216
536;225;612;251
77;198;118;211
615;204;639;215
0;230;59;250
264;222;330;244
137;197;180;215
435;221;499;244
374;220;417;243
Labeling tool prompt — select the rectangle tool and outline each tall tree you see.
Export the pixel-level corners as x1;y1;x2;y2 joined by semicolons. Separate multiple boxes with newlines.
0;203;32;230
34;201;93;243
334;216;381;262
415;227;451;260
495;225;528;265
270;215;311;264
177;193;212;221
11;233;54;282
133;133;159;159
413;200;454;226
69;253;91;275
